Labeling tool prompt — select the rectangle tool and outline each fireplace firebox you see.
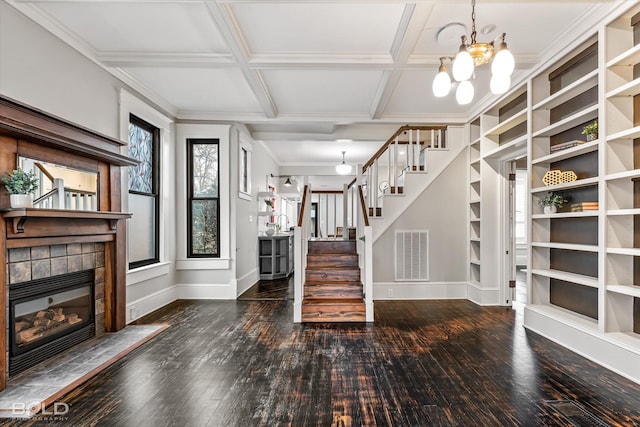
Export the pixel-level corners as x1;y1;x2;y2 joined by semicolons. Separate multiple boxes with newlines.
9;270;95;376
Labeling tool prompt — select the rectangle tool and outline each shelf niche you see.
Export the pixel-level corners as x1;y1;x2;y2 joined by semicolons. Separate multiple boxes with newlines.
550;248;598;277
498;92;528;145
550;279;598;319
549;42;598;95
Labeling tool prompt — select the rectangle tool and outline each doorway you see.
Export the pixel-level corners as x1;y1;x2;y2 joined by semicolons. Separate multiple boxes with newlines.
504;158;528;310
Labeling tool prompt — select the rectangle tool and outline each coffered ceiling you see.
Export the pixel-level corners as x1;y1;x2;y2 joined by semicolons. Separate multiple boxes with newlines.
6;0;618;168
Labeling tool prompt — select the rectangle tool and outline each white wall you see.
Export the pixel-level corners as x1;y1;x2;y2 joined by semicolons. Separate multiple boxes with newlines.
234;130;279;296
372;150;468;299
0;3;123;137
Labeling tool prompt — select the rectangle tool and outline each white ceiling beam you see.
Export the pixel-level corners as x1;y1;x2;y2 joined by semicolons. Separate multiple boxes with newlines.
204;1;278;118
369;3;433;119
98;52;236;67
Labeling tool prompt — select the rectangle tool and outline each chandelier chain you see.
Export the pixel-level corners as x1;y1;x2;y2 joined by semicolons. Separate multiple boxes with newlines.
470;0;477;44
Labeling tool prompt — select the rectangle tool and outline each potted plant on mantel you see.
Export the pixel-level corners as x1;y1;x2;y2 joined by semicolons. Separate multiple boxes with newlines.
538;192;566;214
2;169;38;208
581;120;598;142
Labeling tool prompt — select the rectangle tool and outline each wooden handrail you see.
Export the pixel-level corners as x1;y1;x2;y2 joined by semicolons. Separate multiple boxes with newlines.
34;162;55;182
361;125;447;173
33;188;58;205
358;185;369;227
347;177;357;189
297;184;309;227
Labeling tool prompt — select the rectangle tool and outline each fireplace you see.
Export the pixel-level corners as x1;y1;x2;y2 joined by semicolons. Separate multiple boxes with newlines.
0;95;134;391
9;270;96;376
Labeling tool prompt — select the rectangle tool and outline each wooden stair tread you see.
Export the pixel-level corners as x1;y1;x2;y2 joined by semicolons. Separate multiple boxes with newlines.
302;298;364;305
304;281;363;286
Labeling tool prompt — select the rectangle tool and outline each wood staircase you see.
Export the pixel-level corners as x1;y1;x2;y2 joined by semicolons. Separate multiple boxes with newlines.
301;239;365;322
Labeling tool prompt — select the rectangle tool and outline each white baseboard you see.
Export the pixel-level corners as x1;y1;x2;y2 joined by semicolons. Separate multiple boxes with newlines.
467;282;500;306
373;282;467;300
176;283;235;300
126;285;178;324
236;269;259;297
293;302;301;323
524;305;640;385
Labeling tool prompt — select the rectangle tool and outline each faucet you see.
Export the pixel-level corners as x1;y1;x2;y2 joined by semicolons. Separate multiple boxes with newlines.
275;214;289;233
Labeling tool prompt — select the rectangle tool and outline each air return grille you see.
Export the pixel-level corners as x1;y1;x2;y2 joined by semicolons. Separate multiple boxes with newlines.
395;230;429;281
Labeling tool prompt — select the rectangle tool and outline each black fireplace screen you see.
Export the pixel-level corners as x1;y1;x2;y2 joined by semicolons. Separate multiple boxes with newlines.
9;270;95;375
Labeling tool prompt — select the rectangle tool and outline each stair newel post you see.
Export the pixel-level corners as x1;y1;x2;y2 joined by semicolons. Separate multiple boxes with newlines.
294;184;311;323
332;193;337;238
356;163;364;237
364;225;373;322
343;183;349;240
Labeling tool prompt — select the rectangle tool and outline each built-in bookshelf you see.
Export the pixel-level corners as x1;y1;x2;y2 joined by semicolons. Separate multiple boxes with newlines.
462;1;640;383
469;117;481;286
482;88;528;159
605;3;640;336
529;36;600;324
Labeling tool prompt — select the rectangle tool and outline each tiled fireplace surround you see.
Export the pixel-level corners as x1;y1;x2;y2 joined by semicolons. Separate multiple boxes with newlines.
6;242;108;341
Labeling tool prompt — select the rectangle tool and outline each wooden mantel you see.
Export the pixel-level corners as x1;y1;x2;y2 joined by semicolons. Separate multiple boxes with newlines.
2;208;131;241
0;95;137;391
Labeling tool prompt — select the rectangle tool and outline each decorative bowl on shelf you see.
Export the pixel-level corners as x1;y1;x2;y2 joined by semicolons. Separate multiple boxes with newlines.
265;227;275;236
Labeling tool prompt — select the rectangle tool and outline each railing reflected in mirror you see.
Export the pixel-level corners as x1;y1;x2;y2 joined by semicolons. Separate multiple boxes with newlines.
18;157;98;211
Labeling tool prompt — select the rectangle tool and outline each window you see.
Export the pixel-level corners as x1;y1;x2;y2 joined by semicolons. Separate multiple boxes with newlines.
515;169;527;245
128;114;160;269
238;137;252;200
241;147;249;193
187;139;220;257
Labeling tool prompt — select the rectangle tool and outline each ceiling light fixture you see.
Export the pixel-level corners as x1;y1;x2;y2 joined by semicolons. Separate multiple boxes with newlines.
432;0;515;104
336;151;352;175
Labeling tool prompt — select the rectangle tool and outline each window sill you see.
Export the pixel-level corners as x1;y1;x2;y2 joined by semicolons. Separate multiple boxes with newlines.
238;192;252;201
127;261;171;286
176;258;231;270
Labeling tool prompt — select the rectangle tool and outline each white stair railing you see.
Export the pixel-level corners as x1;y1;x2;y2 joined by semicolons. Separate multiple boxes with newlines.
361;125;447;218
356;184;373;322
293;184;312;323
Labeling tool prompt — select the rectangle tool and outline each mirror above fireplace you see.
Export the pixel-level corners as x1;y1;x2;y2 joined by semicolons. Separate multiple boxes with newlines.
18;156;99;211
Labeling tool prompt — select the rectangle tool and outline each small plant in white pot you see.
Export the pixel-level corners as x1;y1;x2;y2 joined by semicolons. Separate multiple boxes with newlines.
538;192;566;214
581;120;598;142
2;169;38;208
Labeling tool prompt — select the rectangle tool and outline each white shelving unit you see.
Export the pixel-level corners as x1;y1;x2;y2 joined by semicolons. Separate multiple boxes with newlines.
468;118;481;286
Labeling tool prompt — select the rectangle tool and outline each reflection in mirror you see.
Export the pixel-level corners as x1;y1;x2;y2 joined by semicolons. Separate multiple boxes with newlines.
18;157;98;211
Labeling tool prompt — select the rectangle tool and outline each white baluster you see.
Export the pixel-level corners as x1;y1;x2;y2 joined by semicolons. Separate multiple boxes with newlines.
393;136;398;193
407;129;414;171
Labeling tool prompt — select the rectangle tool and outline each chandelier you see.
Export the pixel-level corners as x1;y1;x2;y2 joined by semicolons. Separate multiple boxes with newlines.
335;151;352;175
432;0;515;105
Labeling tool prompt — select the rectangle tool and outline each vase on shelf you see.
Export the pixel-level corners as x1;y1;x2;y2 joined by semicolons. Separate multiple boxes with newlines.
543;205;557;215
10;194;33;208
585;133;597;142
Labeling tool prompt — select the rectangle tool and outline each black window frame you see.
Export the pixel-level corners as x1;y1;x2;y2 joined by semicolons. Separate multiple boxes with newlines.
187;138;221;258
128;114;160;269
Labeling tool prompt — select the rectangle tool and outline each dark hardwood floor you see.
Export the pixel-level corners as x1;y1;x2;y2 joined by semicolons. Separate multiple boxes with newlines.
6;299;640;426
238;275;294;301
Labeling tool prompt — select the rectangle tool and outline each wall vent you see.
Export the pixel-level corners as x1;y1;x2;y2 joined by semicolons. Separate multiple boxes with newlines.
395;230;429;281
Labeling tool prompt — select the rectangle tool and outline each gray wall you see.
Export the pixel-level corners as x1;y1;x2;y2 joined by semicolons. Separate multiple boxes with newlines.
1;3;177;321
233;130;279;294
373;150;468;284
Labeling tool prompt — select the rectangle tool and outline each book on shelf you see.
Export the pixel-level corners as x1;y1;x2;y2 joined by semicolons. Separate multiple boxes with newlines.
570;202;599;212
550;140;587;153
